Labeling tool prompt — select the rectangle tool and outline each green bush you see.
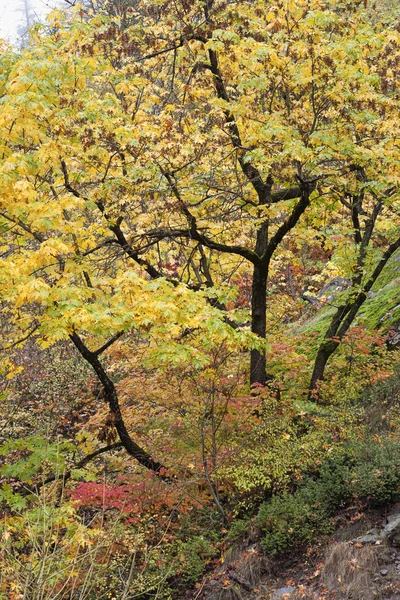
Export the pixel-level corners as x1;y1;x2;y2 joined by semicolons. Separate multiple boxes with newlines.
314;455;353;510
256;438;400;555
174;535;215;585
226;517;253;544
169;507;222;589
349;438;400;505
257;481;334;555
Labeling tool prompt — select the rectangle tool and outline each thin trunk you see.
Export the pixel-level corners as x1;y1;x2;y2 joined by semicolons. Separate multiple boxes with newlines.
308;235;400;400
308;341;339;399
23;0;31;30
250;262;268;385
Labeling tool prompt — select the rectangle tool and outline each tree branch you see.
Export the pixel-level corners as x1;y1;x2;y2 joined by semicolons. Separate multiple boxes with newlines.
163;172;259;263
205;49;268;204
0;211;45;244
60;159;84;199
5;324;40;349
336;234;400;339
70;332;167;475
263;178;314;264
270;186;305;203
94;331;125;356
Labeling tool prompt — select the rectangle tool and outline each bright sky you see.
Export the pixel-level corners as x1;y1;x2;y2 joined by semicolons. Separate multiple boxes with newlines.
0;0;60;43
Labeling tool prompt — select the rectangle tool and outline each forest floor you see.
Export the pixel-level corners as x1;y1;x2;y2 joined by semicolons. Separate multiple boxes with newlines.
188;504;400;600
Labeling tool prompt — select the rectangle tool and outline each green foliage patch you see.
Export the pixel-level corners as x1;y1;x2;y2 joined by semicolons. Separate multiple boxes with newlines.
256;438;400;556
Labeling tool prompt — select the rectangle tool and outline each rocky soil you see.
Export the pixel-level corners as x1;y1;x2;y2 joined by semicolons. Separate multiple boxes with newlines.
188;504;400;600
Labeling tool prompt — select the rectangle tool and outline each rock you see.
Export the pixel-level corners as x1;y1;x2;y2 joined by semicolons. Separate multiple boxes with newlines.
380;569;389;576
382;513;400;546
316;277;352;302
301;292;318;305
353;528;382;545
387;321;400;348
355;533;381;545
261;585;271;595
270;586;296;599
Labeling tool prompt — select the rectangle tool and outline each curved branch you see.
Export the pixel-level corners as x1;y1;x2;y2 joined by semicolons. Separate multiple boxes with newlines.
21;442;124;496
163;172;259;263
205;49;267;203
270;186;304;203
264;179;314;264
70;332;167;475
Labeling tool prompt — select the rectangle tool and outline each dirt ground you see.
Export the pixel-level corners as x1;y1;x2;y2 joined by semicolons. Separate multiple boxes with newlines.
189;505;400;600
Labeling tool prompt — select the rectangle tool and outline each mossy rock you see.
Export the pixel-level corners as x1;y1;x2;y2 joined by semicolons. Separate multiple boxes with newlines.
358;278;400;330
299;249;400;338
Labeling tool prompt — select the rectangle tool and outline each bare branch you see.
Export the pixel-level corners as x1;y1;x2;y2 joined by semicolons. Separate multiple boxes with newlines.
0;211;45;244
163;172;259;263
5;324;40;349
94;331;125;356
21;442;124;496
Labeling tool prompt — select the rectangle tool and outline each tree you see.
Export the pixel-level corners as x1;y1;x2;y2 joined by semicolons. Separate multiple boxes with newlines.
52;0;399;386
306;20;400;397
15;0;38;48
309;226;400;399
0;0;399;474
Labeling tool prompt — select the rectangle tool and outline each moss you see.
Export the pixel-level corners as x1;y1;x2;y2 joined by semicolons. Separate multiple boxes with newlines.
298;306;337;337
357;278;400;330
371;248;400;290
357;248;400;330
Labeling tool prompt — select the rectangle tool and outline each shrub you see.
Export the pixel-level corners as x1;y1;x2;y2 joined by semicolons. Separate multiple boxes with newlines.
257;481;334;555
226;517;253;544
256;437;400;556
348;438;400;505
174;535;215;585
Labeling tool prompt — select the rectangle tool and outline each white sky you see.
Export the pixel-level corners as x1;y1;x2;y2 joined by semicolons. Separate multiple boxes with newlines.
0;0;61;43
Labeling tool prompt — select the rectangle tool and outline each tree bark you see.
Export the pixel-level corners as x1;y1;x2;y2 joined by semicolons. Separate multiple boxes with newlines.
249;181;312;386
250;262;268;385
308;340;339;399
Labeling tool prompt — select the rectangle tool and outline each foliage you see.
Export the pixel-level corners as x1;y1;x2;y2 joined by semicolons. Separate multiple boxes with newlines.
348;438;400;506
257;484;334;556
0;0;398;389
0;500;110;600
173;535;216;587
0;0;399;596
256;454;353;555
360;364;400;432
257;437;400;556
220;382;365;501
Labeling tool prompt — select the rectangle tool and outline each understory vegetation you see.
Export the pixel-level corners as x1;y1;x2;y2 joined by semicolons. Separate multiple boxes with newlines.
0;0;399;598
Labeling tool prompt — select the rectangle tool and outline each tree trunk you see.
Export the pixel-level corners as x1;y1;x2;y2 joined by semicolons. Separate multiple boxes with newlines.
308;340;339;399
250;262;268;385
23;0;31;30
